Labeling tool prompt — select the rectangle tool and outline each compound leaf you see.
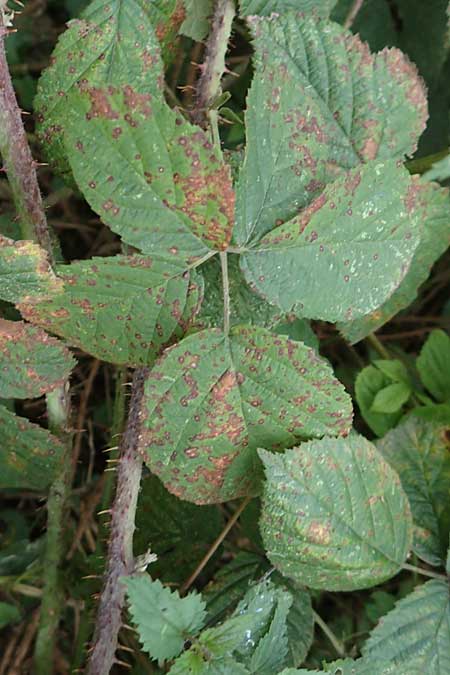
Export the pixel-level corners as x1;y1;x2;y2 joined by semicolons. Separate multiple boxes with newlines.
377;417;450;566
362;579;450;673
19;255;203;367
355;365;403;437
138;326;353;504
64;85;234;260
0;236;61;304
241;162;420;323
234;12;427;246
35;0;184;178
259;435;413;591
0;319;74;398
0;405;65;491
339;181;450;343
417;329;450;403
125;575;206;662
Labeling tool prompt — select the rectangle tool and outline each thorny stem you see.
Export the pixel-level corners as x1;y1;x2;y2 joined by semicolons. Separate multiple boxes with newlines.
344;0;365;29
220;251;231;335
313;609;346;658
180;495;252;595
194;0;235;127
0;12;72;673
86;368;147;675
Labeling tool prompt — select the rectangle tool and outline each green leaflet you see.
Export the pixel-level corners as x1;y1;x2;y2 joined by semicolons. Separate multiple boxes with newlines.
0;319;74;398
0;602;21;630
240;162;421;323
362;579;450;674
355;365;403;437
0;236;61;304
180;0;214;41
234;12;427;246
339;181;450;343
417;329;450;403
134;474;223;584
370;381;412;414
125;575;207;662
64;85;234;260
34;0;183;179
19;255;203;367
138;326;353;504
239;0;337;16
0;405;64;490
259;436;413;591
378;417;450;566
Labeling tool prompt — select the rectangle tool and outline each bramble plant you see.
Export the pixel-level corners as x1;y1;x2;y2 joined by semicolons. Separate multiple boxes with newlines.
0;0;450;673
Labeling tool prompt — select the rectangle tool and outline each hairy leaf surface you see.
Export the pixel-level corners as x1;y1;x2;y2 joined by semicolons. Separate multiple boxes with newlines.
259;436;413;591
362;579;450;673
0;405;64;490
0;236;61;304
239;0;337;16
241;163;420;323
19;255;203;367
234;12;427;245
378;417;450;565
138;326;352;503
0;319;74;398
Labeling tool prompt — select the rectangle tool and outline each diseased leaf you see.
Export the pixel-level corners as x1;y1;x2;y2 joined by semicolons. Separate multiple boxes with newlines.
239;0;337;16
125;575;206;662
19;255;203;367
35;0;185;178
417;329;450;403
355;365;402;437
370;381;412;414
240;163;420;323
234;12;427;246
0;319;74;399
180;0;213;41
339;181;450;343
259;435;413;591
377;417;450;566
138;326;353;504
0;405;64;491
64;85;234;260
0;236;61;304
362;579;450;674
134;474;223;584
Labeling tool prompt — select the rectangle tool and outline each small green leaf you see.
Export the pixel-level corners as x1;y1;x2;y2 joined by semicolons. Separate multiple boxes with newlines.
377;417;450;565
239;0;337;16
180;0;213;41
0;405;64;490
240;162;420;323
370;381;412;414
271;574;313;668
235;12;427;246
373;359;410;384
339;181;450;343
0;236;61;304
417;329;450;402
19;255;203;366
64;86;234;260
355;365;402;437
125;575;206;662
259;435;413;591
362;579;450;673
0;602;21;629
138;326;352;504
0;319;74;399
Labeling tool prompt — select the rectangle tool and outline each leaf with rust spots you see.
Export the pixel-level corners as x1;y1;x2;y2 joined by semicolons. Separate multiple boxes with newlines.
0;236;62;304
138;325;352;504
377;417;450;567
0;405;64;491
234;12;427;246
0;319;75;399
340;181;450;342
19;255;203;367
64;85;234;260
35;0;182;182
239;0;337;16
241;162;421;323
259;435;413;591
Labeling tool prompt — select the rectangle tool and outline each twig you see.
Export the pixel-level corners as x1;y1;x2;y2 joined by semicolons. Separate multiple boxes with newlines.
366;333;391;360
403;563;447;581
344;0;365;29
180;495;252;594
313;609;346;658
86;368;147;675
